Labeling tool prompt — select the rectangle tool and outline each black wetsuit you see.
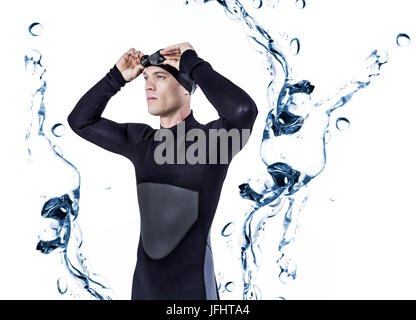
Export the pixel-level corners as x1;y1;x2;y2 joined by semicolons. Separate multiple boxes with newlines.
67;49;258;300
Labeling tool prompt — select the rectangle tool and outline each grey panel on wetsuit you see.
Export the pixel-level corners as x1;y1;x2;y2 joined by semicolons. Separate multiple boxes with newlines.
137;182;199;260
204;228;219;300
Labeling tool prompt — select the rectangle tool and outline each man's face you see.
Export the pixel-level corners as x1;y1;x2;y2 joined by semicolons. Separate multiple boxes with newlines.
143;66;188;116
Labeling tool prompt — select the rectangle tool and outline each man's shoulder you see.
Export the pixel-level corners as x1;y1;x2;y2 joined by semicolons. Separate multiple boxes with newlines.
127;122;156;141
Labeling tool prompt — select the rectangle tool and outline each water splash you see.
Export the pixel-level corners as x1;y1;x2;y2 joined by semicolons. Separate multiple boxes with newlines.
57;277;68;294
290;38;300;55
217;272;238;295
335;117;350;131
194;0;389;299
221;222;235;237
324;130;331;144
295;0;305;9
396;33;410;47
28;22;43;36
51;123;66;137
24;22;115;299
252;0;262;9
225;281;236;292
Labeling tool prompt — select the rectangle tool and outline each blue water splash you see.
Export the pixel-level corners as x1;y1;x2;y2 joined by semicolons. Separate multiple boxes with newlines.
225;281;236;292
336;117;350;131
28;22;43;36
192;0;389;300
57;276;68;294
295;0;306;9
290;38;300;55
51;123;66;137
396;33;410;47
24;23;115;300
221;221;235;237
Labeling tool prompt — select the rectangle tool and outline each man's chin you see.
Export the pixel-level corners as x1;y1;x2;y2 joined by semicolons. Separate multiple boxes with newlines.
147;107;160;116
148;107;173;117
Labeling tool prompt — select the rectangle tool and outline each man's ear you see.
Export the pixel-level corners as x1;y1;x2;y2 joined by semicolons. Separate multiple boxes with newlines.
182;88;190;97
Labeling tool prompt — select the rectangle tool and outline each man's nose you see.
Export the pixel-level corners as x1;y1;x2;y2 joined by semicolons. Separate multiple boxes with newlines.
145;80;156;90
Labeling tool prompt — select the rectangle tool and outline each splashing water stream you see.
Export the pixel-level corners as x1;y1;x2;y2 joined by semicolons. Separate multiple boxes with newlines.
189;0;390;299
24;24;115;300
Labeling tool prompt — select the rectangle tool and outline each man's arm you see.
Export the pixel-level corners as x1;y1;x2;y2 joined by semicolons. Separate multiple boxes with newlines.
67;65;151;161
179;50;258;132
179;49;258;161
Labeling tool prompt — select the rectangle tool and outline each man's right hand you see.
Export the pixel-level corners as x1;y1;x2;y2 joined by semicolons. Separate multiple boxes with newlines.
116;48;145;82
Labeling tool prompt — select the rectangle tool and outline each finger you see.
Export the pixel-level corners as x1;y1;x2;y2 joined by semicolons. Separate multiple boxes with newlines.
163;57;179;64
162;55;180;61
161;51;180;56
122;48;135;61
162;47;180;53
134;62;144;72
161;52;181;60
160;45;180;54
129;54;135;64
161;44;178;51
162;49;181;55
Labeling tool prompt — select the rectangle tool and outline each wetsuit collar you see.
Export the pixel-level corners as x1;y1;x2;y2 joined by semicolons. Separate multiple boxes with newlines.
159;109;199;130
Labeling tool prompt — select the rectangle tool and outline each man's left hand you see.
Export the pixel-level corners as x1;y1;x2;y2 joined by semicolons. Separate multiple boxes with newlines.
160;42;195;70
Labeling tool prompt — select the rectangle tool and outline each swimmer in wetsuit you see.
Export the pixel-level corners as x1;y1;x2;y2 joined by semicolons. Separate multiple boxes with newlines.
67;42;258;300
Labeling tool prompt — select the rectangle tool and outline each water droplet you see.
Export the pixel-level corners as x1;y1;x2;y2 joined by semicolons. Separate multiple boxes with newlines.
324;130;331;144
28;22;43;36
226;238;233;250
295;0;305;9
52;123;65;137
275;296;286;300
252;0;262;9
53;144;63;157
329;190;337;202
336;117;350;131
26;49;42;64
221;222;235;237
290;38;300;55
396;33;410;47
225;281;235;292
57;277;68;294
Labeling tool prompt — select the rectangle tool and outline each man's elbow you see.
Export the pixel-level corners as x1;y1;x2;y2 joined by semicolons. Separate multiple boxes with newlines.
67;113;77;131
237;101;258;129
67;112;86;132
249;101;258;123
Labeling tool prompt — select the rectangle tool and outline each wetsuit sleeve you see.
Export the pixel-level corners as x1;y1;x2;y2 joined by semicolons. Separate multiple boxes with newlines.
179;49;258;133
67;65;150;161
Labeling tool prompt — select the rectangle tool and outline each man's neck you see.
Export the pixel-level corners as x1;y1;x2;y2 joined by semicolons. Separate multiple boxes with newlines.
160;107;191;129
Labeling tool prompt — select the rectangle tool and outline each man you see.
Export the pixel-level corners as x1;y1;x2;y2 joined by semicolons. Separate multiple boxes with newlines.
67;42;258;300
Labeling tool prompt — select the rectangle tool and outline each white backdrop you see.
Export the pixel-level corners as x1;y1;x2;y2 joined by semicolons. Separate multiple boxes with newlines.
1;0;415;299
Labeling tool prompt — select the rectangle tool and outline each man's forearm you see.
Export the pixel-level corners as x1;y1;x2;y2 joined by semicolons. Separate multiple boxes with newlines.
67;65;128;131
179;50;258;131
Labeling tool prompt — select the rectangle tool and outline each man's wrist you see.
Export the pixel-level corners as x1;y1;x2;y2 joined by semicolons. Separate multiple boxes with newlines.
179;50;206;80
110;64;129;87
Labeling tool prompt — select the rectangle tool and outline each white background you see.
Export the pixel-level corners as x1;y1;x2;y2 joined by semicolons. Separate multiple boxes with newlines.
1;0;415;299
